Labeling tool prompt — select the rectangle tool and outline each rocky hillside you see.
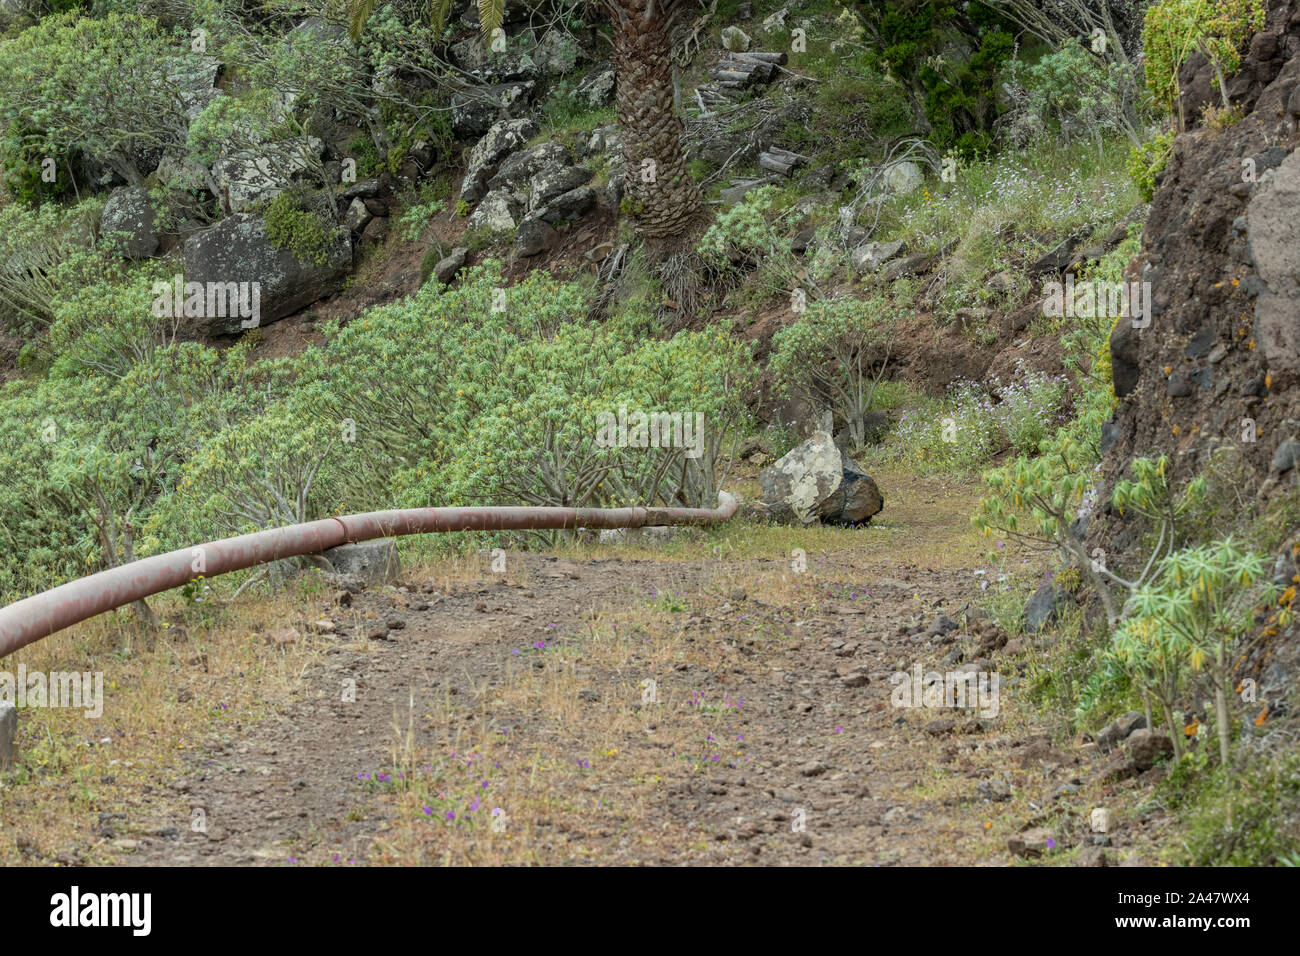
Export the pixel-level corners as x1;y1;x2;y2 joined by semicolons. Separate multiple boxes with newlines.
1098;0;1300;699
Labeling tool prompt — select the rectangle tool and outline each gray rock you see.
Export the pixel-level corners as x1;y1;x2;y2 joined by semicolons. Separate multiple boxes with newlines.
183;213;351;335
1095;711;1146;753
721;26;751;51
321;539;401;586
850;239;906;273
881;252;931;281
759;431;846;525
344;197;372;233
212;137;323;213
461;118;541;203
791;226;817;254
883;160;922;195
166;54;221;122
816;458;884;525
514;215;555;257
0;701;14;771
1273;440;1300;473
451;81;536;140
534;29;582;76
341;178;383;200
573;63;615;107
1025;582;1069;633
529;166;593;212
536;185;597;224
466;189;521;234
433;247;468;284
1125;728;1173;770
155;150;208;192
100;186;159;259
1248;149;1300;380
1008;827;1056;858
488;142;571;195
760;432;883;526
1031;236;1078;275
720;176;781;205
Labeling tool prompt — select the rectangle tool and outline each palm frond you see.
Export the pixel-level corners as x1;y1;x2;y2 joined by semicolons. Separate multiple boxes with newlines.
347;0;379;41
430;0;454;35
478;0;506;40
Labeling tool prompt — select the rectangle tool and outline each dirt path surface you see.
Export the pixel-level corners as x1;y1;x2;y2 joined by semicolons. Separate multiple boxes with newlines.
0;473;1158;867
82;472;1157;868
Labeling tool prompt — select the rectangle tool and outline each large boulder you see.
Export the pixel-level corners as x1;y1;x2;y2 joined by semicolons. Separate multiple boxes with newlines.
100;186;159;259
451;81;536;140
461;118;540;203
528;165;593;212
759;431;884;526
466;189;521;234
487;142;571;195
1248;148;1300;379
183;213;352;335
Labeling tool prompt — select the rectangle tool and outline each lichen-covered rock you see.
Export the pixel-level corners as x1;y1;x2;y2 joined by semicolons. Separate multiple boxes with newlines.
573;63;615;107
461;118;540;203
100;186;158;259
759;431;883;526
451;81;536;140
183;212;351;335
528;165;592;212
466;189;521;234
212;137;323;213
488;142;571;195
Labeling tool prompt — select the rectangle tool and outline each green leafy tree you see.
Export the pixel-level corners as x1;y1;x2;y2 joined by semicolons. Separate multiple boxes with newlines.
1143;0;1266;121
1117;539;1284;764
769;297;899;450
0;12;194;185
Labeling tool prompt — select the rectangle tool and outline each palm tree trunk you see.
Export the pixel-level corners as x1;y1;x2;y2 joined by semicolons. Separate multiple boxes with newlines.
605;0;705;243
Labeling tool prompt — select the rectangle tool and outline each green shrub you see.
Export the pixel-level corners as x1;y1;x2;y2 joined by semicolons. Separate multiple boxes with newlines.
0;12;190;185
1127;129;1175;201
0;197;106;331
265;193;339;266
1114;538;1282;763
769;296;898;449
1143;0;1266;117
1006;43;1141;150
